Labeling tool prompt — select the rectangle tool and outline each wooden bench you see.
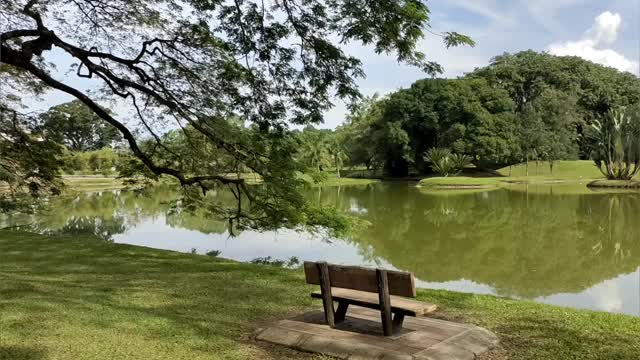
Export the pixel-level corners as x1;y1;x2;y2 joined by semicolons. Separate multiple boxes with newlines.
304;261;437;336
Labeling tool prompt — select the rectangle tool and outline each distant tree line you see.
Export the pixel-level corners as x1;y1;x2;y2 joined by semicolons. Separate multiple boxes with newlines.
304;51;640;177
15;51;640;182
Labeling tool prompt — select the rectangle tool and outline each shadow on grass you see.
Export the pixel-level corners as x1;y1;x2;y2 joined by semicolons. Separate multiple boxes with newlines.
0;230;317;359
0;346;47;360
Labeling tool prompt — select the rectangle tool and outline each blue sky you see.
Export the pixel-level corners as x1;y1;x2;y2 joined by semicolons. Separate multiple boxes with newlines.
322;0;640;128
29;1;640;129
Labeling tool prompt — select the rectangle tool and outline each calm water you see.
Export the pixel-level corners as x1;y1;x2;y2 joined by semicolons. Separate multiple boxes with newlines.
3;183;639;316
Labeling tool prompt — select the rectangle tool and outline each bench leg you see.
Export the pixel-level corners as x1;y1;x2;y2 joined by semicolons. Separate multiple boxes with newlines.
318;262;336;328
377;269;393;336
335;302;349;323
392;313;405;334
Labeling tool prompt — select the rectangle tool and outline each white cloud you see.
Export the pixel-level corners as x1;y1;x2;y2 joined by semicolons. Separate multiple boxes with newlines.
588;11;621;44
548;11;638;74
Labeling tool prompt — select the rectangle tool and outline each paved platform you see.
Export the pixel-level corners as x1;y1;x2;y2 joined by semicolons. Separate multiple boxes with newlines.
256;307;499;359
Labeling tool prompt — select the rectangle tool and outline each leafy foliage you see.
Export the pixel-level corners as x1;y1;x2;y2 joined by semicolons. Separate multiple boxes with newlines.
588;108;640;180
423;148;471;177
37;100;121;151
338;51;640;177
1;0;471;231
0;106;64;212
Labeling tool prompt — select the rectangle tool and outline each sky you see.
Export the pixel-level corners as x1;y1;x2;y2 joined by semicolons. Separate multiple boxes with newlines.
26;0;640;129
322;0;640;128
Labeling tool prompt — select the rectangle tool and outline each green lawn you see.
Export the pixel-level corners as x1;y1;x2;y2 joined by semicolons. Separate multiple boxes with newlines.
297;172;380;187
497;160;603;179
418;161;608;190
62;176;130;192
1;231;639;359
418;176;502;188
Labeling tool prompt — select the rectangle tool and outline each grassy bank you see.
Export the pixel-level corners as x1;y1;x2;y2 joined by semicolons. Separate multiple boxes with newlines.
588;179;640;189
1;231;639;359
418;176;501;189
63;176;130;192
418;161;608;190
496;160;602;179
297;172;380;187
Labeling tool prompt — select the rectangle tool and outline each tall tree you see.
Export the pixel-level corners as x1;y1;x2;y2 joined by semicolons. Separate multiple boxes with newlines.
1;0;472;231
38;100;121;151
471;51;640;158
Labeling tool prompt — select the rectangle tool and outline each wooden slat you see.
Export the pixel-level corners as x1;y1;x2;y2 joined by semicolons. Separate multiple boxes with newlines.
311;288;437;316
304;262;416;298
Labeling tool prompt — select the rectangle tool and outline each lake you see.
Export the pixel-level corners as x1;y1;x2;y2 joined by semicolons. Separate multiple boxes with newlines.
2;182;639;316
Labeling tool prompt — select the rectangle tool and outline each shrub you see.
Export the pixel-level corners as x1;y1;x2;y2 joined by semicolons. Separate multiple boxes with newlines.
589;108;640;180
206;250;221;257
423;148;472;177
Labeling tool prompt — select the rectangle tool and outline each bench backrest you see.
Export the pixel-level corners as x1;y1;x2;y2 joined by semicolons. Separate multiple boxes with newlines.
304;262;416;298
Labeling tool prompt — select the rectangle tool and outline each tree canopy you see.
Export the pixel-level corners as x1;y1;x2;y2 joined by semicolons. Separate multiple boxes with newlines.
337;51;640;177
37;100;121;151
1;0;472;227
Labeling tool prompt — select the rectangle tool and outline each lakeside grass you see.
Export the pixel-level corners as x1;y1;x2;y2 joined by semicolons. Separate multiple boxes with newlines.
63;176;129;192
2;230;639;359
418;161;609;191
588;179;640;189
297;172;380;187
497;160;602;179
418;176;502;188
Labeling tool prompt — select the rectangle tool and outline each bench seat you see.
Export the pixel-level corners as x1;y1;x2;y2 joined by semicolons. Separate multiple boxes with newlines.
312;287;437;316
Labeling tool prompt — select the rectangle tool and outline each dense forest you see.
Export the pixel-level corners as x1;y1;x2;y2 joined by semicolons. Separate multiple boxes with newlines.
304;51;640;177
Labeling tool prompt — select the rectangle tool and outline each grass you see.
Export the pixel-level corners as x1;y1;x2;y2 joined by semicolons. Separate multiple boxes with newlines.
62;176;130;192
588;179;640;189
418;161;610;191
497;160;602;179
297;172;380;187
2;231;639;359
317;175;379;187
0;230;322;360
418;176;502;188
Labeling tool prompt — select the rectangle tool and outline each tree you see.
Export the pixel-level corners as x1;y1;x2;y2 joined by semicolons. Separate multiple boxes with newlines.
1;0;472;231
588;107;640;180
297;127;332;172
354;78;518;176
339;94;386;171
38;100;121;151
0;105;64;212
327;137;347;178
516;88;579;175
471;51;640;158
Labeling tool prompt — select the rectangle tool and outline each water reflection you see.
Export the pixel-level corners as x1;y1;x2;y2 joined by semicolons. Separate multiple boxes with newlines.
2;183;639;316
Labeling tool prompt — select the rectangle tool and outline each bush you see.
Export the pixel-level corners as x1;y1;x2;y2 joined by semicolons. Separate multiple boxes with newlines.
423;148;472;177
206;250;221;257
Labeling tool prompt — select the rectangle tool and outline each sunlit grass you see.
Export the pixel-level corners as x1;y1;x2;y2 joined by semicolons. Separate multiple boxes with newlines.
418;176;501;188
497;160;603;179
2;230;639;359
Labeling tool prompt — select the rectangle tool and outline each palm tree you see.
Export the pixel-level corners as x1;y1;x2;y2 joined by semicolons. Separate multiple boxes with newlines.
328;140;348;178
